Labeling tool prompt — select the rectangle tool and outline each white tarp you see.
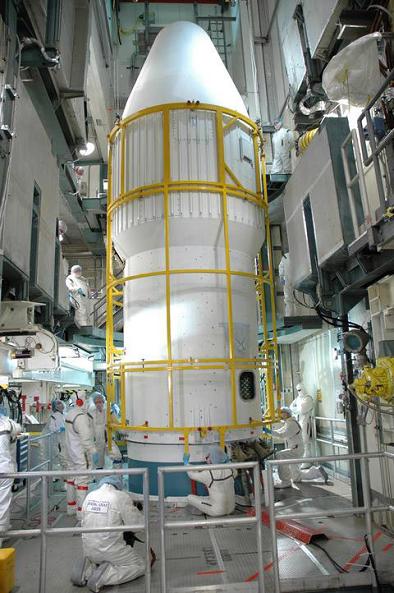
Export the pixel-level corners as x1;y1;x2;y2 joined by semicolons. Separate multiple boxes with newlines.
322;32;384;107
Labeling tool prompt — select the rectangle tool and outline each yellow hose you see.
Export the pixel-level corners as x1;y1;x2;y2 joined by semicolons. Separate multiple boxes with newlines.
298;128;318;153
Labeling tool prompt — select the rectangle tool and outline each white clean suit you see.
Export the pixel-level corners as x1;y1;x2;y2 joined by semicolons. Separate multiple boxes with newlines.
64;406;96;518
273;417;324;485
81;483;145;589
290;384;315;463
187;467;236;516
0;416;21;546
65;272;92;326
271;127;295;174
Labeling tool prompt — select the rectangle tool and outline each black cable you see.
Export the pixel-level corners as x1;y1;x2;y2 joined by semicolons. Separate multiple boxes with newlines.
310;541;347;573
292;289;366;331
364;534;382;592
310;539;373;575
315;304;370;334
302;292;310;307
292;286;371;345
317;303;368;332
292;289;315;310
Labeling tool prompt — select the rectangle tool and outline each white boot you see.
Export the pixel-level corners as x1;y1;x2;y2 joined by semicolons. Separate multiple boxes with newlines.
87;562;111;592
70;557;95;586
66;480;77;515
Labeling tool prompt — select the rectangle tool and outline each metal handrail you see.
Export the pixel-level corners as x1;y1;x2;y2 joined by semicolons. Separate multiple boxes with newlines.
314;416;346;423
341;129;373;239
158;461;265;593
0;467;151;593
357;66;394;214
24;431;56;521
265;451;394;593
312;417;348;475
92;282;124;328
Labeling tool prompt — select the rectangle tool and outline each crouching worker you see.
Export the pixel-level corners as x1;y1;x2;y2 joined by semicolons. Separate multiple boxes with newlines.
71;476;154;592
186;445;236;517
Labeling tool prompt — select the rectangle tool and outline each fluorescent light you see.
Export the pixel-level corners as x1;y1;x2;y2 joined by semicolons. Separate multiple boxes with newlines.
79;141;95;157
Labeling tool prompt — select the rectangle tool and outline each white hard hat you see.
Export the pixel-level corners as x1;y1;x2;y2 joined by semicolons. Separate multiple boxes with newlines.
296;383;304;392
71;265;82;274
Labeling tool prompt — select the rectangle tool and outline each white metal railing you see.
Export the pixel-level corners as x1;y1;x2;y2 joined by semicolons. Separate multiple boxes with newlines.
25;432;56;521
312;416;348;477
158;461;265;593
0;468;150;593
265;451;394;593
13;431;58;522
341;129;373;239
357;66;394;216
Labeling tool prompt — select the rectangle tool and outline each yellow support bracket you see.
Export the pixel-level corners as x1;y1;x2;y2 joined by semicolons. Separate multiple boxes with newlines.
223;116;238;132
225;164;248;191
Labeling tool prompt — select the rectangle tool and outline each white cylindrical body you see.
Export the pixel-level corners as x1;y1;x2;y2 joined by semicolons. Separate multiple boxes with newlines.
111;22;265;466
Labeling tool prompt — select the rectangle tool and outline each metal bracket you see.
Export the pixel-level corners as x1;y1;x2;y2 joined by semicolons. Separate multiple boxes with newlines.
4;85;18;100
0;125;15;140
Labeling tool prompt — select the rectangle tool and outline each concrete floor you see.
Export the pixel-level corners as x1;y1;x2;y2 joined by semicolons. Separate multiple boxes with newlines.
7;476;394;593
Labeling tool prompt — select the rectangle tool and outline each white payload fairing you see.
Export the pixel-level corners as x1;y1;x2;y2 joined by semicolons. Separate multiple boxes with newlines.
109;21;266;495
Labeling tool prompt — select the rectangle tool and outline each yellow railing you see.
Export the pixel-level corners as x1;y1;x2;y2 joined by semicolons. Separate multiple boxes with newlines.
106;102;279;454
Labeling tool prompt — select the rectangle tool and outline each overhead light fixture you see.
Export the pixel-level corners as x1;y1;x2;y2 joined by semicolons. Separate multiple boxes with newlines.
79;141;95;157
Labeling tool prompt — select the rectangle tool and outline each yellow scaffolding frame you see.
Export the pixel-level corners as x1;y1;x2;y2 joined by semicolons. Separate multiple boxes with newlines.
106;102;279;453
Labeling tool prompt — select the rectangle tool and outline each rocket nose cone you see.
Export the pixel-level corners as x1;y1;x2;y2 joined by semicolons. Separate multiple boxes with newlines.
123;21;248;118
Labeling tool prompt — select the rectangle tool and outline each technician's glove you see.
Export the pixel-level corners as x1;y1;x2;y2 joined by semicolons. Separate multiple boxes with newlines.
77;288;86;297
92;452;100;466
59;426;65;433
262;426;272;435
183;453;190;465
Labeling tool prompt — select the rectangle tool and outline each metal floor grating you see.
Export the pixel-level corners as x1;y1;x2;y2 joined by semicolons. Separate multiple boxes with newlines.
9;479;394;593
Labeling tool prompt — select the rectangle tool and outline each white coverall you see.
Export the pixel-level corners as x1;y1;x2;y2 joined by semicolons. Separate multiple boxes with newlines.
272;417;322;484
81;484;145;588
65;273;92;327
187;467;236;516
89;404;122;469
89;406;106;469
65;407;96;518
271;127;295;174
290;388;315;462
278;253;295;317
0;416;21;546
47;410;67;470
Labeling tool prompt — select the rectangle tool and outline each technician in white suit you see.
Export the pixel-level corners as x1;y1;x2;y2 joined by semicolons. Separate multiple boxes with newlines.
271;119;295;174
46;399;67;469
89;392;106;469
278;252;295;317
71;476;149;591
0;405;21;547
290;383;315;468
65;264;92;327
186;445;236;516
64;397;97;518
272;407;327;489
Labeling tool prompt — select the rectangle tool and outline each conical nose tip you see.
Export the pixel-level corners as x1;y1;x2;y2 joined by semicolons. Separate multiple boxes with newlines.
123;21;248;118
